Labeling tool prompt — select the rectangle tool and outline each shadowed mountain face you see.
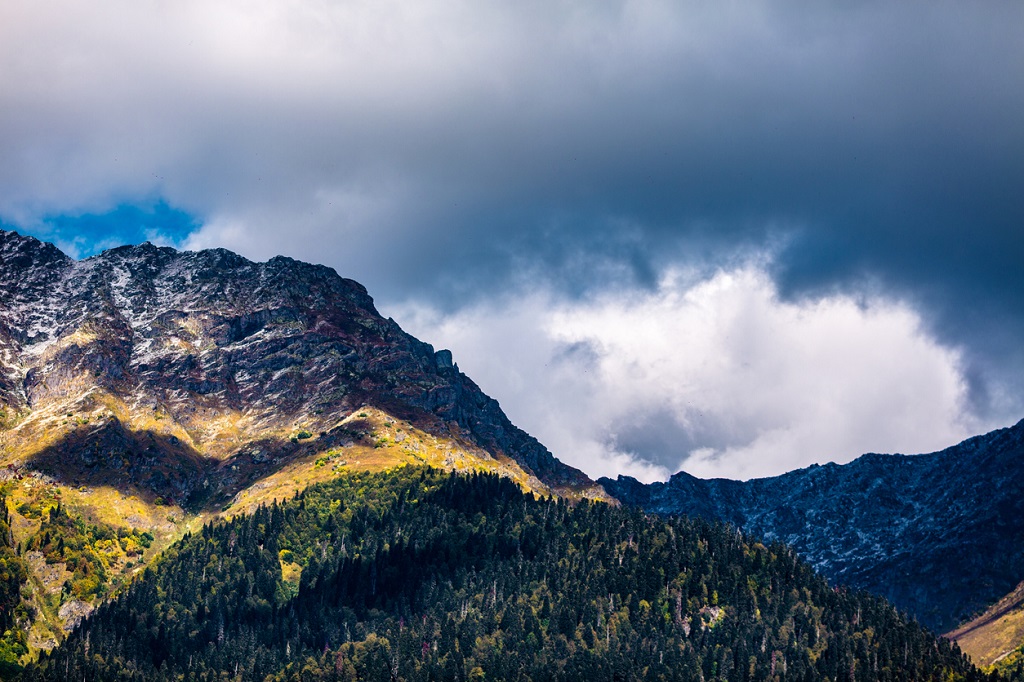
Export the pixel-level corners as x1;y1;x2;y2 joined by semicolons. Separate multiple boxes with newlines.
601;420;1024;633
0;229;599;502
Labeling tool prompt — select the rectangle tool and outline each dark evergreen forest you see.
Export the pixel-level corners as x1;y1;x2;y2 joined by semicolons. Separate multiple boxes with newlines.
14;468;1003;681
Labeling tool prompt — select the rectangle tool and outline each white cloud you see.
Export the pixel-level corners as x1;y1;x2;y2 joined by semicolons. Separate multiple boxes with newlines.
391;265;987;482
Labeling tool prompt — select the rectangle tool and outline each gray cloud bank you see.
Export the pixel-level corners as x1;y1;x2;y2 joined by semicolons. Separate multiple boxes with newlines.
2;0;1022;478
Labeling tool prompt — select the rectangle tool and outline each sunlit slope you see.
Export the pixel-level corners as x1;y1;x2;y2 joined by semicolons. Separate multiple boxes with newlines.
949;580;1024;673
1;400;560;654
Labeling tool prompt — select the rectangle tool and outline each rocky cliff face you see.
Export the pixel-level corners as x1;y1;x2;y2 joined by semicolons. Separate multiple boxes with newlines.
601;420;1024;633
0;229;601;505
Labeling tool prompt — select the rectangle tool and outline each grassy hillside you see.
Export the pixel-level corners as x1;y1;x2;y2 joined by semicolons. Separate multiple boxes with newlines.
949;581;1024;678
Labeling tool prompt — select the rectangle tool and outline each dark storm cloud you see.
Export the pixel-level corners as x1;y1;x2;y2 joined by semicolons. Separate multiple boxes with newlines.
292;0;1023;331
5;2;1019;309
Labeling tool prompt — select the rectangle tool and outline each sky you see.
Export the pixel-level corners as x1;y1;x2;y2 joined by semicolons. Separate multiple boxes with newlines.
2;0;1022;482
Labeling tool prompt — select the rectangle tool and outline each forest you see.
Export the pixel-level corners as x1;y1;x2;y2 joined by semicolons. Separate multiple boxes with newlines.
7;467;1009;681
1;491;30;676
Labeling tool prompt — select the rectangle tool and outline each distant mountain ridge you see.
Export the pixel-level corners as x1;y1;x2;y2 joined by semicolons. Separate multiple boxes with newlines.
601;419;1024;634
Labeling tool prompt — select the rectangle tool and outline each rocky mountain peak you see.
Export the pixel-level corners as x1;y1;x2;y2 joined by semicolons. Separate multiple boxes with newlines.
0;229;71;265
0;229;604;513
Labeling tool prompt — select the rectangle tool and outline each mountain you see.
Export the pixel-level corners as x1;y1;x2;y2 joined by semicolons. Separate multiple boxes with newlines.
0;229;598;498
0;229;605;652
14;467;994;681
600;420;1024;636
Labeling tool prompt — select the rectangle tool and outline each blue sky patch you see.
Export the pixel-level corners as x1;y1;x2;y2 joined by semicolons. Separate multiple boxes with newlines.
17;200;202;259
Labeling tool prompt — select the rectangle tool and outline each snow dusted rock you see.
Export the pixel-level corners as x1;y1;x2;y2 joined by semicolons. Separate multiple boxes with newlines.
601;420;1024;633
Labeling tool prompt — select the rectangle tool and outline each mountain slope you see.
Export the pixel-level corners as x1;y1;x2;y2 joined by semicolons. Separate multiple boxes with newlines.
949;580;1024;673
601;420;1024;634
0;229;606;651
19;467;992;681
